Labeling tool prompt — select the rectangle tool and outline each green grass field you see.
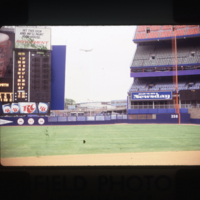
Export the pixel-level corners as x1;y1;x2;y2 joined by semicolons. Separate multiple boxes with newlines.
1;124;200;158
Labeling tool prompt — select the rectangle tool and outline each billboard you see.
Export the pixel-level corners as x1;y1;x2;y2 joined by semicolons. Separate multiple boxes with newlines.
1;102;50;114
131;91;172;100
15;27;51;50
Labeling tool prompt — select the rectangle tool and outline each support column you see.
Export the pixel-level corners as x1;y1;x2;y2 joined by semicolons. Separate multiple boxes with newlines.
153;101;155;109
129;96;131;109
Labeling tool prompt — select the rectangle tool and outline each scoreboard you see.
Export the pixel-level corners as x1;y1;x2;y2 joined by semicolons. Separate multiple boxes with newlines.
13;49;51;102
13;50;28;101
0;27;52;115
30;50;51;102
180;89;200;100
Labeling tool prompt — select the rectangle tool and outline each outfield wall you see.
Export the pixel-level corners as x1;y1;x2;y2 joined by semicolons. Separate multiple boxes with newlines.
0;113;195;126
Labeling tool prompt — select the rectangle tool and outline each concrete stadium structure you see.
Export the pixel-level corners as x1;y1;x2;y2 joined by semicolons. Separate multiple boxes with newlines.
127;25;200;123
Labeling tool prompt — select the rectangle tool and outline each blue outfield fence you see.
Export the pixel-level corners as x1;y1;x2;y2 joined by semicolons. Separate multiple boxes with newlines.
0;113;196;126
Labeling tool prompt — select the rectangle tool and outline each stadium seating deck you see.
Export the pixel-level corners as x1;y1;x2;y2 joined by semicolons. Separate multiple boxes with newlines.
131;38;200;68
129;76;200;93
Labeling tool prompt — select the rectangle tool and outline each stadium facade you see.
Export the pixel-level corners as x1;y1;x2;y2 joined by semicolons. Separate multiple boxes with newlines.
127;25;200;122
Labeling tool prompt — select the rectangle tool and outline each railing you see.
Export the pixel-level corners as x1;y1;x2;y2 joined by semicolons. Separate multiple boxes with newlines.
181;104;200;108
48;115;128;122
130;104;200;109
131;105;175;109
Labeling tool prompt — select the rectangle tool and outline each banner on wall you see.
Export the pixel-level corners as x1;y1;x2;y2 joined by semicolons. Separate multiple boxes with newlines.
77;116;86;121
87;116;95;121
96;116;105;121
68;117;76;121
131;91;172;100
105;116;111;120
117;115;123;119
123;115;128;119
15;27;51;50
2;102;50;114
111;115;117;120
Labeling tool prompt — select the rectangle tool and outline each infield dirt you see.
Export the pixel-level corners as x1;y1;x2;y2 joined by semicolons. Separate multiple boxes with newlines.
1;150;200;166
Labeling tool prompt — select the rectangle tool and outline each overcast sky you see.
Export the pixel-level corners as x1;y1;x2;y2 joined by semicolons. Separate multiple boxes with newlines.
51;26;137;103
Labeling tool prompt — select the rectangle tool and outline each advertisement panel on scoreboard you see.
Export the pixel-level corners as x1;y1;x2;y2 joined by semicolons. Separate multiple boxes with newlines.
0;30;15;79
131;91;172;101
15;27;51;50
1;102;50;115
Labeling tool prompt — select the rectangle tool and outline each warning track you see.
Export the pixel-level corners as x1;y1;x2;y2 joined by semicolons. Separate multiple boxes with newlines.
1;151;200;166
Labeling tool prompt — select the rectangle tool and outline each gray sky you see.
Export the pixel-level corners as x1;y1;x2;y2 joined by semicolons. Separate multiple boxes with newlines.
51;26;137;103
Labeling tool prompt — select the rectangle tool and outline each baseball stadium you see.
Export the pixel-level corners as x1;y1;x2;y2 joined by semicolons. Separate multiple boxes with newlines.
0;25;200;166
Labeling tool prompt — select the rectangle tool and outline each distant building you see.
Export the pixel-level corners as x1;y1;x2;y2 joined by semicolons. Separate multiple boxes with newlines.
53;100;127;116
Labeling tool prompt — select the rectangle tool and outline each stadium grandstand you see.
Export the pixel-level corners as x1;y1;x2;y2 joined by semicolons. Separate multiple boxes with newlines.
127;25;200;121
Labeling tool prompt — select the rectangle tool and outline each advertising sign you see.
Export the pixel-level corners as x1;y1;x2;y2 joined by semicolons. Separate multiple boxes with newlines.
38;118;45;125
117;115;123;119
2;103;11;114
57;117;67;122
11;103;20;113
38;102;49;114
28;118;35;125
111;115;117;120
17;118;24;125
48;117;57;122
19;102;38;114
122;115;128;119
68;116;76;121
96;116;105;121
15;27;51;50
131;91;172;100
77;116;86;121
2;102;50;114
87;116;95;121
105;116;111;120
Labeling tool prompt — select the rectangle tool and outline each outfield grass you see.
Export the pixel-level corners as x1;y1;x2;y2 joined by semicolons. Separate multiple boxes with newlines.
1;124;200;158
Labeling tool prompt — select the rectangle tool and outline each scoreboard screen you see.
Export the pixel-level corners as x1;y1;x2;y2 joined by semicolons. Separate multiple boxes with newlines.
180;89;200;100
